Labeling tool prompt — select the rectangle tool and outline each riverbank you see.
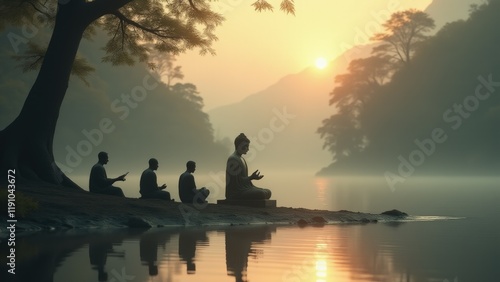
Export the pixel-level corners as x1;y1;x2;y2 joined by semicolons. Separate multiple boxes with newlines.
1;184;408;237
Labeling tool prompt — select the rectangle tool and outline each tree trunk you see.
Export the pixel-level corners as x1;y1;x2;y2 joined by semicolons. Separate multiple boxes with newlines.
0;2;91;188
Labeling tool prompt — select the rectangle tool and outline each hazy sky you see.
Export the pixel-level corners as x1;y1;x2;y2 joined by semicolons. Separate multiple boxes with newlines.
176;0;433;110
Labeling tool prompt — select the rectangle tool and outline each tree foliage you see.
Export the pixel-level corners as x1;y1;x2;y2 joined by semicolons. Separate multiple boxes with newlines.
318;56;392;161
371;9;435;66
12;42;96;85
171;82;204;109
1;0;224;64
252;0;295;15
148;51;185;87
319;9;435;163
0;0;295;67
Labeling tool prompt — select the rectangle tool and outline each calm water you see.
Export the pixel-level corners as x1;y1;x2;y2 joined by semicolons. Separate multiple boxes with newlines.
3;175;500;282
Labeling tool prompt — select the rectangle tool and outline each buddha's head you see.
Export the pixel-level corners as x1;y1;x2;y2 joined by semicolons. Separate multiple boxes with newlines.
234;133;250;155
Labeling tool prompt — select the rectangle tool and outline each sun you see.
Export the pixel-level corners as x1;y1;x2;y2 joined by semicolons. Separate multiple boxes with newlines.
315;57;328;69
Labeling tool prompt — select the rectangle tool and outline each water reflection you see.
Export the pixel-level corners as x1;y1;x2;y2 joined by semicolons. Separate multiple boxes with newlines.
178;229;208;274
7;218;499;282
88;236;123;281
225;225;276;282
139;229;174;277
12;232;88;282
314;243;328;282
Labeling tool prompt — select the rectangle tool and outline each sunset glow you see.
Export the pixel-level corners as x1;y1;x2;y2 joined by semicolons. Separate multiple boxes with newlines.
4;0;493;281
315;57;328;69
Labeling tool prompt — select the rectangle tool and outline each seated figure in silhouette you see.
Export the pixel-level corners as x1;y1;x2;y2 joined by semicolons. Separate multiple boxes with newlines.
178;160;210;204
140;230;173;277
225;133;271;200
140;158;171;200
89;240;113;281
89;151;126;197
225;225;276;282
178;229;209;274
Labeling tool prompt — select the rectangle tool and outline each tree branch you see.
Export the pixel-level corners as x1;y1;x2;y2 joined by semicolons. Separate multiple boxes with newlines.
112;10;181;39
188;0;201;12
23;0;54;19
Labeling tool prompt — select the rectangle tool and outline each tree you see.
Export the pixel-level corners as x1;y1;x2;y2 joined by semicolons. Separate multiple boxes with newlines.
318;56;392;162
171;83;204;109
371;9;435;66
148;52;184;88
0;0;294;188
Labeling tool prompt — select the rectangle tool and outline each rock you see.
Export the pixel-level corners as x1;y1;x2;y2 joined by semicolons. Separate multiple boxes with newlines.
381;209;408;217
126;217;151;228
311;216;327;223
297;219;308;227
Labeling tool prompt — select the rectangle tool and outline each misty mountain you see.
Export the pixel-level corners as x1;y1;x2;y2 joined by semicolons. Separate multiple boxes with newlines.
425;0;485;29
0;30;227;179
207;51;368;172
319;0;500;176
207;0;480;173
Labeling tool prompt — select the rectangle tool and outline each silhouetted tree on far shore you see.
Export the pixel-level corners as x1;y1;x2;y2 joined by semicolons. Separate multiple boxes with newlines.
371;9;435;66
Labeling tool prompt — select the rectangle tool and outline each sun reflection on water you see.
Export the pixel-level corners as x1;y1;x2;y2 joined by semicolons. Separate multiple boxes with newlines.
315;242;329;282
315;259;327;281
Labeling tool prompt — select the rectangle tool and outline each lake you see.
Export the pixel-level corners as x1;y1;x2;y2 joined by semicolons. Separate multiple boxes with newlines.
4;174;500;282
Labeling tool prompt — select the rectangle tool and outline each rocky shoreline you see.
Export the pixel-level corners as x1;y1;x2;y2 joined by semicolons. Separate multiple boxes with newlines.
1;184;408;238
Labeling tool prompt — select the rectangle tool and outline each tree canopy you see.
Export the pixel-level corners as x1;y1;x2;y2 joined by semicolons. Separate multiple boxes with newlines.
0;0;295;67
317;56;392;161
371;8;435;66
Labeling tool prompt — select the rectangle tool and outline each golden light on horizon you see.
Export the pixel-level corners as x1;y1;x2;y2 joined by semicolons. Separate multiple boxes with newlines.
315;57;328;69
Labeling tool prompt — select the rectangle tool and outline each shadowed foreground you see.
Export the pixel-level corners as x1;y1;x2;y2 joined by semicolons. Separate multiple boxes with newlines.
2;184;408;236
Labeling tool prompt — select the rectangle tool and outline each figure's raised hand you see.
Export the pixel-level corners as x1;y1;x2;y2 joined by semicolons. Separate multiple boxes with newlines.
250;170;264;180
118;172;128;181
160;184;167;190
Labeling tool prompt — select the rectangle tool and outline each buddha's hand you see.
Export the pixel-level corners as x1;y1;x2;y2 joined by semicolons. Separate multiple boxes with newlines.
250;170;264;180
